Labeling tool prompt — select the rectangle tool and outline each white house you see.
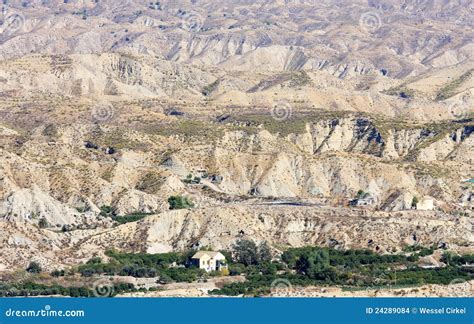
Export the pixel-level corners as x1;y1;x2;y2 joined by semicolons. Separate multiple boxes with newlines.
191;251;227;272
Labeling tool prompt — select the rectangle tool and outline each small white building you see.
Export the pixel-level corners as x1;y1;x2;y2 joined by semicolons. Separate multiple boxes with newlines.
191;251;227;272
417;196;435;211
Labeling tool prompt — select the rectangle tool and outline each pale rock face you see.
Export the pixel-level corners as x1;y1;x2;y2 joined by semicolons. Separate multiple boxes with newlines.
254;154;302;197
162;155;189;179
381;131;400;160
417;197;435;211
0;186;79;225
114;189;165;215
417;134;457;162
56;205;472;264
0;126;18;136
382;191;417;212
288;125;314;154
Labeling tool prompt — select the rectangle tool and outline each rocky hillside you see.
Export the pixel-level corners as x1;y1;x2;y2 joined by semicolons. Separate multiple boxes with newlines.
0;0;472;272
0;113;473;269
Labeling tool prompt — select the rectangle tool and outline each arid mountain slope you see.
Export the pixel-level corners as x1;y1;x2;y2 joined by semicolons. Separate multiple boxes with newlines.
0;0;472;272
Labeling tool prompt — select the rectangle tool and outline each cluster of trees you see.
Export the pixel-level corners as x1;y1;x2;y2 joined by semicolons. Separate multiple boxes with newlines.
441;252;474;266
211;246;474;296
112;213;153;224
99;206;153;224
282;247;410;271
77;250;206;283
393;267;471;286
21;242;473;297
77;240;274;282
226;240;281;276
232;240;272;266
168;196;194;210
0;282;135;298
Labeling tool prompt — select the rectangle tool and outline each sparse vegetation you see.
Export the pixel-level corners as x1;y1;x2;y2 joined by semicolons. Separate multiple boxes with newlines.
144;120;224;140
38;217;49;229
435;70;473;101
99;206;153;224
356;190;370;199
168;196;194;210
136;172;166;194
201;79;220;96
288;71;312;88
383;86;415;99
26;262;42;274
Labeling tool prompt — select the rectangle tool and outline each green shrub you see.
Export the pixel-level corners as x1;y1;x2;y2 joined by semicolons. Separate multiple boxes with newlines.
411;196;419;209
38;218;49;229
168;196;194;210
233;239;258;266
99;205;117;217
51;269;65;277
26;262;42;274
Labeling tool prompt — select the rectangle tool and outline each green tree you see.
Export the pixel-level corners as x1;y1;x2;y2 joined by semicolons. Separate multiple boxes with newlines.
295;249;330;279
356;190;368;199
51;269;65;277
26;262;42;274
441;251;454;266
411;196;419;209
233;239;258;266
99;205;117;217
228;263;246;275
38;218;49;229
86;257;102;265
168;196;194;210
258;241;272;263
